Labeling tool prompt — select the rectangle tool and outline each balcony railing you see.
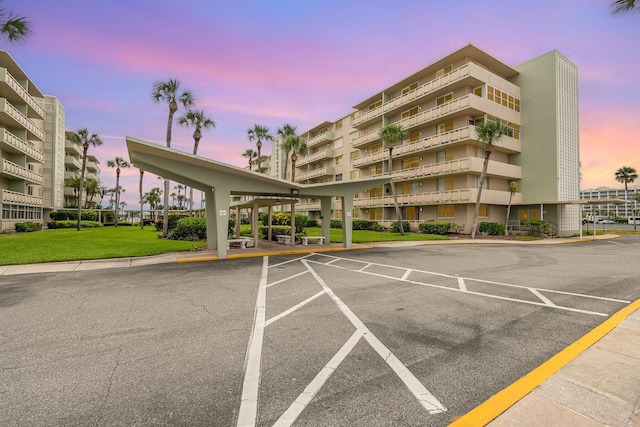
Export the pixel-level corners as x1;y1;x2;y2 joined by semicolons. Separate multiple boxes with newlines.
1;159;43;184
65;155;82;171
306;131;334;148
0;67;45;118
1;188;42;206
0;98;45;141
354;188;521;208
352;63;472;127
297;148;335;166
393;157;522;181
0;128;44;162
295;201;321;211
295;166;335;181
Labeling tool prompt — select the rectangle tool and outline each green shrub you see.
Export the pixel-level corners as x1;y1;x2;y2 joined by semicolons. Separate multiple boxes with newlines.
522;220;550;236
353;220;376;230
155;213;191;232
53;220;103;228
449;223;464;234
418;222;452;235
260;212;307;233
371;222;384;232
391;221;410;233
306;219;319;227
330;220;342;229
258;225;292;241
81;210;98;221
167;217;207;241
479;222;506;235
15;222;42;232
50;211;70;220
228;219;235;237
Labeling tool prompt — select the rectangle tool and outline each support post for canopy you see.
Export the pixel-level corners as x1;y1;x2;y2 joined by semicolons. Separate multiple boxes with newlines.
267;205;273;242
290;200;296;246
252;201;259;249
205;188;217;252
341;195;354;250
235;206;241;238
320;196;331;244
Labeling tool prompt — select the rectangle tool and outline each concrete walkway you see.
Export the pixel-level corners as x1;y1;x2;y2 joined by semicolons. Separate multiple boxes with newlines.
1;234;638;426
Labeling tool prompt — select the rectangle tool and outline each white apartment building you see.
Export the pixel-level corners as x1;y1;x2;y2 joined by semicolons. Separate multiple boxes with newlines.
63;130;101;208
0;51;46;232
581;187;639;218
277;45;580;236
43;95;65;219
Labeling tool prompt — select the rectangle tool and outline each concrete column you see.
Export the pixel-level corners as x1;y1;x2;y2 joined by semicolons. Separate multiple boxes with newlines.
267;205;273;242
290;200;296;246
252;201;259;248
205;188;217;251
213;186;231;259
341;195;353;250
235;206;241;238
320;196;332;243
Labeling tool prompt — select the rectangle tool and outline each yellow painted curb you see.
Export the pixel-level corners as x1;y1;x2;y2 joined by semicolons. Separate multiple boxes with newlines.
178;256;219;263
449;298;640;427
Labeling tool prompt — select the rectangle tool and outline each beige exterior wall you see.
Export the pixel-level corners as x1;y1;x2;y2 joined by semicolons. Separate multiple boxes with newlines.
0;51;46;232
43;95;65;218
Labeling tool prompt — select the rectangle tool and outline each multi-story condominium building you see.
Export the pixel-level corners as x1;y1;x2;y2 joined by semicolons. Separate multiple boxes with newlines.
43;95;65;219
0;51;46;232
276;45;580;236
581;187;639;218
63;130;101;208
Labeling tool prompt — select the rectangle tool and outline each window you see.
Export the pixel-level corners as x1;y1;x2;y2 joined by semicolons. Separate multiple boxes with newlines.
402;157;419;169
368;100;382;110
353;209;359;219
437;120;454;134
335;119;343;130
401;182;411;194
350;170;359;179
369;165;382;176
370;143;382;153
369;208;383;221
437;205;455;218
402;82;418;95
479;204;489;217
401;107;419;120
437;177;454;191
334;209;343;219
486;86;521;113
436;65;453;78
436;149;453;163
473;86;483;97
436;93;453;106
334;137;343;149
370;187;383;197
409;131;420;142
335;173;343;181
475;176;489;189
406;207;417;221
350;151;359;161
335;155;343;166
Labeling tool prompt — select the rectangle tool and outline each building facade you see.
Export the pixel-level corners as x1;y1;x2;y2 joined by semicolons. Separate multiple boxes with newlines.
0;51;46;232
63;130;101;209
581;187;638;219
43;95;65;219
283;45;580;236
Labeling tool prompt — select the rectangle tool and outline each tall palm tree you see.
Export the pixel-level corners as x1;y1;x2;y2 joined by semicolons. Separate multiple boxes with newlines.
178;109;216;213
242;148;257;170
106;157;130;228
471;119;511;238
285;135;308;183
139;169;144;229
144;187;162;220
68;128;102;231
611;0;639;14
505;181;519;235
247;125;272;173
151;78;194;237
379;124;409;235
615;165;638;222
277;123;297;179
83;178;100;209
0;3;31;43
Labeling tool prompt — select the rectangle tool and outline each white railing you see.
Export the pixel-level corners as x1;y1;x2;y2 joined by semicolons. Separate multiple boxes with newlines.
0;99;45;141
0;128;44;162
352;95;473;148
297;148;334;166
352;63;472;126
0;68;45;118
2;159;43;184
1;188;42;205
306;131;334;148
295;166;335;181
296;202;321;211
353;188;520;208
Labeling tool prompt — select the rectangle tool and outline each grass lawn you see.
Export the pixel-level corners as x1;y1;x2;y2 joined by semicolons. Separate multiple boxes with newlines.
304;227;448;243
0;226;205;265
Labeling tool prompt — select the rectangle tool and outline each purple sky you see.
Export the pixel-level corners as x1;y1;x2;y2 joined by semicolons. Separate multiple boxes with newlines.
8;0;640;207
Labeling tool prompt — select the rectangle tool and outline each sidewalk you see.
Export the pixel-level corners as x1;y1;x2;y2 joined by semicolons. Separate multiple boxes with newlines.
1;234;638;426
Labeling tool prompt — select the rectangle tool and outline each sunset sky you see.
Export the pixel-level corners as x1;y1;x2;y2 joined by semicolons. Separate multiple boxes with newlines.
7;0;640;206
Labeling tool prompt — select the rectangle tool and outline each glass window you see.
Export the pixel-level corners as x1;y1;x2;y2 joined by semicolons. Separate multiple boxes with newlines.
368;100;382;110
402;157;419;169
406;207;417;221
402;82;418;95
335;119;343;130
350;151;359;161
473;86;483;97
335;155;343;166
401;106;419;120
438;120;454;134
401;182;411;194
350;170;359;179
436;93;453;106
479;204;489;217
437;205;455;218
436;65;453;78
409;131;420;142
334;137;343;149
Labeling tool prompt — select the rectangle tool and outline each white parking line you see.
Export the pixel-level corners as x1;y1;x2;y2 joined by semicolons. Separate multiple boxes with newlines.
264;291;325;327
457;277;467;292
266;270;309;288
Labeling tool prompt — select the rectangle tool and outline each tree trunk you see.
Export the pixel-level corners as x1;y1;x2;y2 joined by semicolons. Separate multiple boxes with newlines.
139;170;144;230
388;148;404;235
471;153;491;239
283;149;291;180
77;146;88;231
291;154;297;182
505;191;513;236
114;172;120;229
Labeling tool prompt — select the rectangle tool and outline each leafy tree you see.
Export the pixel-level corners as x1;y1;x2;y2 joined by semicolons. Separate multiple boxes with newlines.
106;157;130;228
284;135;308;182
505;181;519;235
151;78;194;237
0;2;31;43
247;125;272;173
242;148;257;170
68;129;102;231
471;119;511;239
379;123;408;235
611;0;639;14
277;123;297;179
615;165;638;222
178;109;215;212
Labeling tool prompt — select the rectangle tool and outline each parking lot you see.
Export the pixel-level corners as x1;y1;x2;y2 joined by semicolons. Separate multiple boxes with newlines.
1;236;639;426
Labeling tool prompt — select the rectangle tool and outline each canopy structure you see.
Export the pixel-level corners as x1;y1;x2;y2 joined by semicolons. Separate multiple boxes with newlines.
126;137;392;259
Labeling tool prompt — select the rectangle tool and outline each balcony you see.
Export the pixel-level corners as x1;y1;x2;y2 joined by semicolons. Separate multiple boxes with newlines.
295;166;335;182
296;201;321;211
297;148;334;166
0;128;43;162
0;68;45;119
394;157;521;181
65;155;82;171
0;98;45;141
1;158;43;184
354;188;521;208
306;131;334;148
1;188;42;206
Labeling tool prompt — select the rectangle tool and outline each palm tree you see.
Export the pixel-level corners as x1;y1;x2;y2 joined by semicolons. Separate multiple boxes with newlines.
505;181;519;235
611;0;639;14
277;123;297;179
139;169;144;229
379;124;409;235
471;120;511;239
0;3;31;43
83;178;100;209
98;185;109;208
64;174;81;208
247;125;272;173
106;157;130;228
144;187;162;220
614;166;638;222
242;148;257;170
178;109;215;213
151;78;194;238
285;135;308;183
68;129;103;231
